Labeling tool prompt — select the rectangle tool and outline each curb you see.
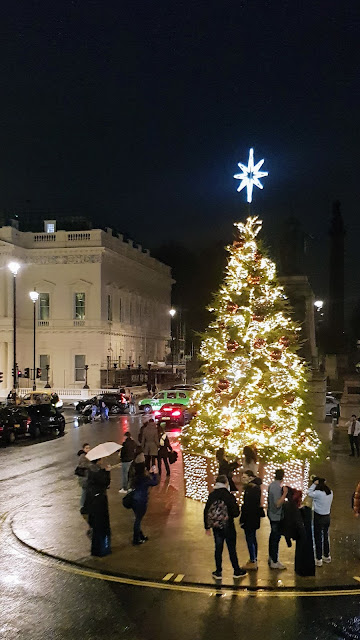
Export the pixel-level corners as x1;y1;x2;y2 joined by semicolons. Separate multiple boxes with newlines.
8;514;360;597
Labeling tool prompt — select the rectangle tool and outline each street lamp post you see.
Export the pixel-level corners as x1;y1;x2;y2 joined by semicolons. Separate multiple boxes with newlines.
169;308;176;375
83;364;89;389
45;364;51;388
29;290;39;390
8;262;21;390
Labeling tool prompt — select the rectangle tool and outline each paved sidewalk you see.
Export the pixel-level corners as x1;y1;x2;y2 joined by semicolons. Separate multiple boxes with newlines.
11;426;360;590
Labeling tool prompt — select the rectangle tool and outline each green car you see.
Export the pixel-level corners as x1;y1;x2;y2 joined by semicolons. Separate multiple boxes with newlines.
138;390;191;413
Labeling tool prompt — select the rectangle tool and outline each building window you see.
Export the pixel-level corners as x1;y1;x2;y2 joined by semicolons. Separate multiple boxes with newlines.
75;293;85;320
39;293;50;320
107;294;112;321
39;354;49;381
75;355;86;382
119;298;122;322
44;219;56;233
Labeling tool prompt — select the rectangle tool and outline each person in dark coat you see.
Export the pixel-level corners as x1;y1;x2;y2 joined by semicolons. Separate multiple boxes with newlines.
204;474;247;581
240;470;263;570
141;418;159;470
157;427;173;477
216;447;239;492
86;459;111;557
281;488;315;577
119;432;137;492
130;462;158;545
77;442;91;511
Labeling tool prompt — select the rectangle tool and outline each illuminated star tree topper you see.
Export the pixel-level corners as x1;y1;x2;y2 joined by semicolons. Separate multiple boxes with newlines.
234;148;268;203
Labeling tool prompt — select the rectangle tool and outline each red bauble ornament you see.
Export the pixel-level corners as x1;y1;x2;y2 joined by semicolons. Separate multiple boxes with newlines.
226;301;239;314
279;335;290;348
252;314;265;322
247;275;261;285
262;423;277;434
270;349;282;361
233;239;245;250
226;339;239;352
217;378;230;391
222;428;231;438
253;338;266;349
254;250;262;262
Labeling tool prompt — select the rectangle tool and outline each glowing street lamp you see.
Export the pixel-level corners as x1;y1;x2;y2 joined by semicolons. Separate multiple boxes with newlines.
29;291;39;390
8;262;21;389
169;309;176;373
314;300;324;310
234;148;268;203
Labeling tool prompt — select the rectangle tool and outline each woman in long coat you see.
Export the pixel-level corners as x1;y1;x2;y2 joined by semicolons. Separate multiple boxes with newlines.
240;470;263;570
141;418;159;470
86;459;111;557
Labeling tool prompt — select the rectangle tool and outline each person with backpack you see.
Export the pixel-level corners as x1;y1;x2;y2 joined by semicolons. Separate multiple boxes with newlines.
204;474;247;582
130;462;158;545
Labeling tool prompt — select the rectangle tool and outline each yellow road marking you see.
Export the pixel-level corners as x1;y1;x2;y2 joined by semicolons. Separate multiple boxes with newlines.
163;573;174;581
174;574;185;583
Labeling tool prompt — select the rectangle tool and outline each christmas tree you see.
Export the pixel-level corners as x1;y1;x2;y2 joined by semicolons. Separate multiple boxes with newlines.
182;216;321;464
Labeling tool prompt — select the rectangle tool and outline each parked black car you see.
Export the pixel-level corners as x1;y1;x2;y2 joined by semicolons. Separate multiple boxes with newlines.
0;404;65;445
27;404;65;437
78;393;129;417
0;406;31;444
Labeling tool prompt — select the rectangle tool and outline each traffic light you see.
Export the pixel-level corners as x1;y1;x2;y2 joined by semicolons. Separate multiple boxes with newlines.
18;370;22;378
24;367;30;378
0;372;3;383
36;367;42;378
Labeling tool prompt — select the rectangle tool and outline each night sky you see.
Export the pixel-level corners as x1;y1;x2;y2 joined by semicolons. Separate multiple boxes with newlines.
1;1;359;304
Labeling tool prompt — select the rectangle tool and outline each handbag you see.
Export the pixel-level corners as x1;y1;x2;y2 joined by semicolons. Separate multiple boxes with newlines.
122;490;135;509
75;466;87;477
168;450;178;465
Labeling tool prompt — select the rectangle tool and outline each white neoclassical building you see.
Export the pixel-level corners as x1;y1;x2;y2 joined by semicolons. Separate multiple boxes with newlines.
0;220;173;391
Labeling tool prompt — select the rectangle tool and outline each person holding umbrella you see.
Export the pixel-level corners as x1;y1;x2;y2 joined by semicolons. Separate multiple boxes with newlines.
85;442;120;557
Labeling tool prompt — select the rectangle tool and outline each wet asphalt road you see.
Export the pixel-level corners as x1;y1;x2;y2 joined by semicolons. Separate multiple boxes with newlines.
1;410;360;640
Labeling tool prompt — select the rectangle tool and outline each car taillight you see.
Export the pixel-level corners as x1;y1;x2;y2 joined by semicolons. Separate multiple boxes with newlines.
163;407;172;412
26;418;31;425
172;410;181;417
0;426;3;432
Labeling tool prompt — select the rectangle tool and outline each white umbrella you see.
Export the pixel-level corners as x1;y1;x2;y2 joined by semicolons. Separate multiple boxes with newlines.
86;441;121;461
